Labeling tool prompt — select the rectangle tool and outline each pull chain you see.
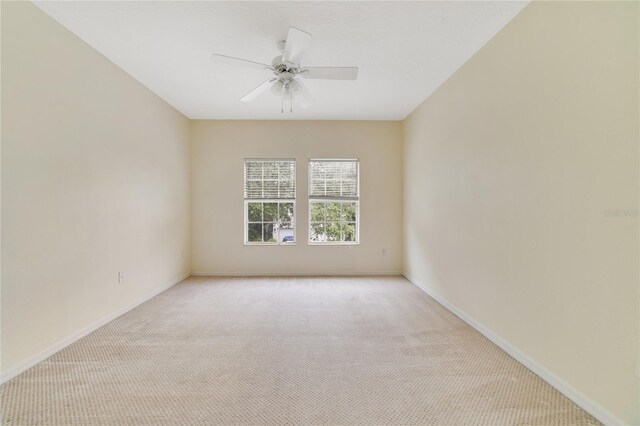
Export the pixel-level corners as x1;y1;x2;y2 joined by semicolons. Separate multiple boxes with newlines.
280;82;294;114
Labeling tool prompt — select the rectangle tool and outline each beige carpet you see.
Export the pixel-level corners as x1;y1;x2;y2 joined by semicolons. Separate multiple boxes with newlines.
1;276;599;425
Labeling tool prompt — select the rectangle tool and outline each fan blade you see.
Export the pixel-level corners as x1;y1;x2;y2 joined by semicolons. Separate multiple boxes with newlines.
241;78;277;102
292;80;314;109
282;27;311;65
211;54;272;71
302;67;359;80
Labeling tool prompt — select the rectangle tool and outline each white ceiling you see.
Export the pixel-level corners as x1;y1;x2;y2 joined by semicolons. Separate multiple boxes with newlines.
34;1;528;120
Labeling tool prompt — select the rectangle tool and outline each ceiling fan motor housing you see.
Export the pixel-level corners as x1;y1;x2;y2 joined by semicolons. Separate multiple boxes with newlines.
272;56;300;76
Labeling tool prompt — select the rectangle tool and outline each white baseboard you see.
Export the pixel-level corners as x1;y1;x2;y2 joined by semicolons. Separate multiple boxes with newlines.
0;272;191;385
191;271;403;277
402;273;626;426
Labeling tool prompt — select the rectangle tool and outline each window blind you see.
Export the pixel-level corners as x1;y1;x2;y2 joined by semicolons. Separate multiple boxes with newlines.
244;160;295;200
308;160;359;200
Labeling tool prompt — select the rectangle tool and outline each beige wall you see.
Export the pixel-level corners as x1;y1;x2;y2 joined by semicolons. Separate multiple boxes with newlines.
403;1;639;424
1;2;190;377
191;120;402;276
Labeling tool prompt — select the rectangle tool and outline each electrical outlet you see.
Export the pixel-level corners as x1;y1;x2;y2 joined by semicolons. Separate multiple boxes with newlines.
118;272;124;283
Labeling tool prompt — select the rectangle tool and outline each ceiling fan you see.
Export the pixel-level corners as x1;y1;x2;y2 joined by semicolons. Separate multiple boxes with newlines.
212;27;359;113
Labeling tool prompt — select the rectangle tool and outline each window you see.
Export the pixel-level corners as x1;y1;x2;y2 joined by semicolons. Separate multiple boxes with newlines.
244;159;296;244
308;159;359;244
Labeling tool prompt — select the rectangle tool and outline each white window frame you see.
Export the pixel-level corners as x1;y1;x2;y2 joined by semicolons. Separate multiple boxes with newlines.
244;159;296;246
308;159;360;245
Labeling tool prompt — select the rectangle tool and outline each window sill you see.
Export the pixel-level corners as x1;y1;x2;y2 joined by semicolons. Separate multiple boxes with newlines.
308;242;360;246
244;242;297;246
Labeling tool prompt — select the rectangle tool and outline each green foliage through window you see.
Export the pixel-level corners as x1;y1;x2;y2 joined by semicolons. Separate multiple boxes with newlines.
309;201;358;243
246;201;295;244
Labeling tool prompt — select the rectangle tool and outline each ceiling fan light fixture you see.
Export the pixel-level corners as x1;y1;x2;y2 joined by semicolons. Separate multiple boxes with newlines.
270;80;284;95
